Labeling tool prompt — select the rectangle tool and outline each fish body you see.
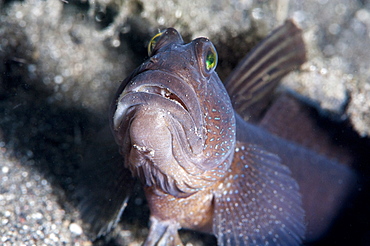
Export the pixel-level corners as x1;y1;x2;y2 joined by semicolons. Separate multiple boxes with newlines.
79;20;356;245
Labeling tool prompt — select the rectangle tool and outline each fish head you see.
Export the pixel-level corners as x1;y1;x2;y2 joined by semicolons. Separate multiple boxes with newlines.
111;28;236;197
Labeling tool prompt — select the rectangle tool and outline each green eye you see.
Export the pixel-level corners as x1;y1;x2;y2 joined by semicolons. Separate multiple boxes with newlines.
205;48;217;72
148;31;164;56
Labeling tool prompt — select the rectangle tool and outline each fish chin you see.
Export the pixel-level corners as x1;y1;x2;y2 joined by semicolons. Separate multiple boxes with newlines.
128;147;190;197
113;87;205;160
114;96;226;197
112;72;236;196
111;93;197;195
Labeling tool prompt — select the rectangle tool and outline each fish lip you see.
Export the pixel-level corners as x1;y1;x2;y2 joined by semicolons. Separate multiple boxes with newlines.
132;84;189;111
112;86;189;131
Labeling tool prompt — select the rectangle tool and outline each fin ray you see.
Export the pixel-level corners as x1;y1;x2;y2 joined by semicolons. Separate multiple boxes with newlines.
74;126;134;239
224;19;306;121
213;142;305;246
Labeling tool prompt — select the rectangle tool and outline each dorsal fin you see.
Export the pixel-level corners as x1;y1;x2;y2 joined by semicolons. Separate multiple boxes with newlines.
224;20;306;122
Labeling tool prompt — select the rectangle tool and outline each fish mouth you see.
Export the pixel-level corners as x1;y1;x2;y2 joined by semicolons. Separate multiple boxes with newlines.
113;84;191;131
132;85;189;112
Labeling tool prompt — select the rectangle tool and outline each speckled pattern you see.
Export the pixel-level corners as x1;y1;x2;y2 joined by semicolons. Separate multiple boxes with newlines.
213;143;304;245
0;0;369;245
0;149;90;245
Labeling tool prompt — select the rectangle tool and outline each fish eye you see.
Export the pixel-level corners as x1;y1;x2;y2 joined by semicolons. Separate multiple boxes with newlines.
194;38;218;76
148;31;164;56
205;47;218;72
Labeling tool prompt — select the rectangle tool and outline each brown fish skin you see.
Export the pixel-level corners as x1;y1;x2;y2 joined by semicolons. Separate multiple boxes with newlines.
142;138;305;246
224;21;356;240
143;186;214;245
259;93;354;165
235;113;356;241
75;20;357;246
112;28;236;199
110;21;307;246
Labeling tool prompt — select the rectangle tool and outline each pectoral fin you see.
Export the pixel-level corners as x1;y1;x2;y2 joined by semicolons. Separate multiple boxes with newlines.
144;217;183;246
212;142;305;246
224;20;306;122
74;126;134;239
